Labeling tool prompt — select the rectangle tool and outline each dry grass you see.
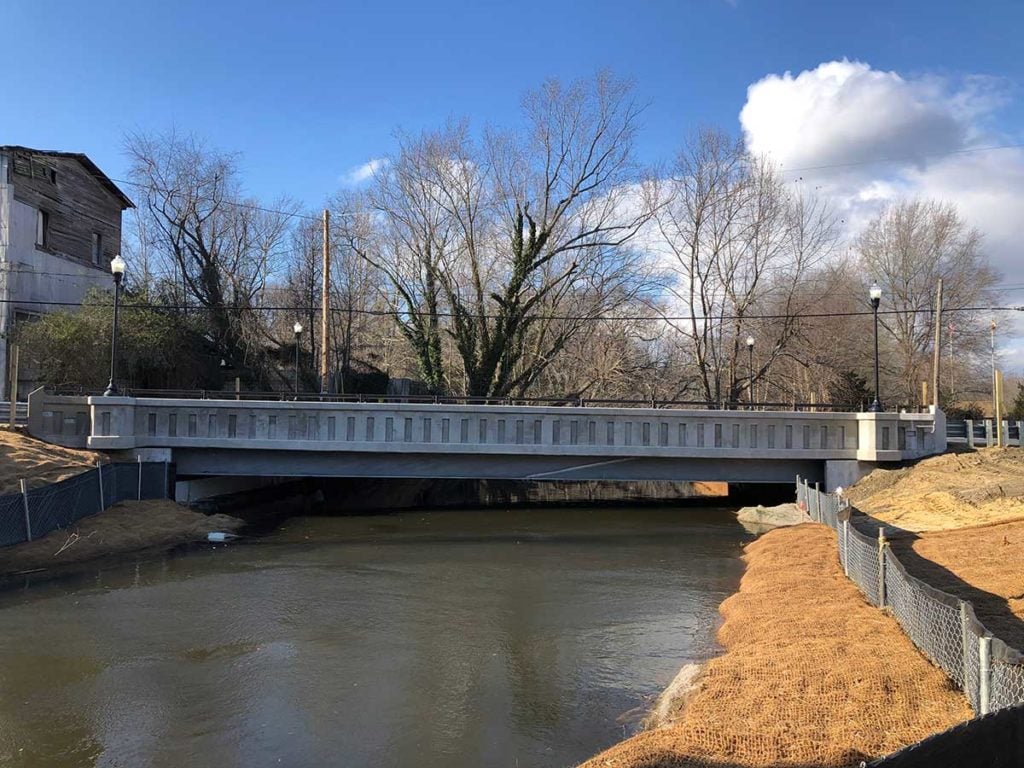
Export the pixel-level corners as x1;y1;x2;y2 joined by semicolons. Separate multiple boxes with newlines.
0;499;243;576
579;525;971;768
0;428;100;495
846;448;1024;532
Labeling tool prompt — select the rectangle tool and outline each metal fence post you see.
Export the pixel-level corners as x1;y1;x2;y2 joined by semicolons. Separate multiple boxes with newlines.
795;474;802;508
965;419;974;448
877;528;887;607
979;635;992;715
959;601;972;701
97;462;105;510
813;481;821;522
137;456;143;500
984;419;994;447
164;461;170;499
19;478;31;542
842;519;850;577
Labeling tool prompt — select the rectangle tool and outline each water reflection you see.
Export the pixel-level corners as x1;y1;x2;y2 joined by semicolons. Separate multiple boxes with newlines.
0;506;749;768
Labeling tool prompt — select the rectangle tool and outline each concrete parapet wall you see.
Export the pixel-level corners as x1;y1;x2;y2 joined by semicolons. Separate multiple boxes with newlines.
26;393;946;482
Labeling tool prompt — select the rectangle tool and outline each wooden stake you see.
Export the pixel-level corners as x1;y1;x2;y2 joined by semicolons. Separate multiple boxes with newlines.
932;278;943;408
320;209;331;394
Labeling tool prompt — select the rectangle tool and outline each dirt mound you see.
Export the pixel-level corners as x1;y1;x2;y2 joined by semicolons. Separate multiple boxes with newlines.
846;448;1024;532
890;519;1024;649
0;428;100;495
0;500;243;576
578;525;971;768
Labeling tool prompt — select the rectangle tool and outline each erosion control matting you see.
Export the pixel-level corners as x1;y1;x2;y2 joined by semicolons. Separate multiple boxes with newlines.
579;524;971;768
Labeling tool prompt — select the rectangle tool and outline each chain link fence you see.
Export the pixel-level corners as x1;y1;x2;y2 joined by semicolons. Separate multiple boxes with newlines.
798;476;1024;717
0;462;171;547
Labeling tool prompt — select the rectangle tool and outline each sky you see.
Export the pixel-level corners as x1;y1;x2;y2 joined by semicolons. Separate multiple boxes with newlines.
3;0;1023;365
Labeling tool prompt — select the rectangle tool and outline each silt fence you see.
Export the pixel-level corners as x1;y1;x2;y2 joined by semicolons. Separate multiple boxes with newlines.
0;461;171;547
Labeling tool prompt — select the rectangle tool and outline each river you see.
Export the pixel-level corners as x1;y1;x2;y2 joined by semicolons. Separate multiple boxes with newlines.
0;505;750;768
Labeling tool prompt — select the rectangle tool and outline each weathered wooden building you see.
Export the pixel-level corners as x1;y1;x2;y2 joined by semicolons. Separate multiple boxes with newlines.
0;146;134;397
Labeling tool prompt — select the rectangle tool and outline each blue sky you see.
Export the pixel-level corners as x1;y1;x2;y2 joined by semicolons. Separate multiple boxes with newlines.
3;0;1021;206
4;0;1024;369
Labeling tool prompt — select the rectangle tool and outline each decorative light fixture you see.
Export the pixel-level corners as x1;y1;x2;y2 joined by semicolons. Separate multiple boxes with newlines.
868;283;883;412
103;255;127;396
293;322;303;394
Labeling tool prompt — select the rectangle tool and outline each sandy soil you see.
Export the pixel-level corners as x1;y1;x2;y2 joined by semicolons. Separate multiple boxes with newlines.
889;519;1024;650
578;525;971;768
846;448;1024;532
0;499;244;576
0;428;100;495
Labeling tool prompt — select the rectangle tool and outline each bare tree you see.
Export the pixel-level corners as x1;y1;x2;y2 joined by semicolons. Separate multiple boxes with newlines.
125;131;297;386
858;199;999;406
647;128;839;404
341;74;656;397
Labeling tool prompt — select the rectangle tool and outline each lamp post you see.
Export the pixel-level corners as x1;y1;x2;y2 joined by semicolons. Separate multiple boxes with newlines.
868;282;883;412
745;335;755;408
103;255;126;396
293;322;303;395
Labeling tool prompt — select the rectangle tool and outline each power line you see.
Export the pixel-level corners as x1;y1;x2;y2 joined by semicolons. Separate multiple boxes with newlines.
6;296;1022;322
780;143;1024;176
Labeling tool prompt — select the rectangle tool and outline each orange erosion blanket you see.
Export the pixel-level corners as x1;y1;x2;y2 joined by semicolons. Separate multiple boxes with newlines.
579;524;971;768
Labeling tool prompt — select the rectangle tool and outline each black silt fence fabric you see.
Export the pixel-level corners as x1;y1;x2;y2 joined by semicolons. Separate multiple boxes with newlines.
870;704;1024;767
0;463;172;547
27;471;103;540
0;493;27;547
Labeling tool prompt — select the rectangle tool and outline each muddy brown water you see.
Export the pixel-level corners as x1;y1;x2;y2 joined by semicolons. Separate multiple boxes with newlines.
0;506;749;768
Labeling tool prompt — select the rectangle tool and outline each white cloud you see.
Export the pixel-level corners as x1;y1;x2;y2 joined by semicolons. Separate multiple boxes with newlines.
341;157;388;186
739;60;1024;372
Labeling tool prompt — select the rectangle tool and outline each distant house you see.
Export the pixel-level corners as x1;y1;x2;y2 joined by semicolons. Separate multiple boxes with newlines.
0;146;134;397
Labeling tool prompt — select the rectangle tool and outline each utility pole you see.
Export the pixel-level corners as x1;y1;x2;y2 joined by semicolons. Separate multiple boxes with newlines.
931;278;942;409
991;320;997;420
948;322;955;403
320;209;331;394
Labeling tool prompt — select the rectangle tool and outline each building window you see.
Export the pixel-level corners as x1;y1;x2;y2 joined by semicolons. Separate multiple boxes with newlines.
92;233;103;265
36;210;49;248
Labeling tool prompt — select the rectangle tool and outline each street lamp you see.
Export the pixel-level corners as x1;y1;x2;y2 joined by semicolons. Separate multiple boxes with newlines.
293;322;303;394
868;282;883;412
745;335;755;408
103;255;126;396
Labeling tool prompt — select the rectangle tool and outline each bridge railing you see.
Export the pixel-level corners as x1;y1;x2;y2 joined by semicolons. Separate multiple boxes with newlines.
48;386;890;412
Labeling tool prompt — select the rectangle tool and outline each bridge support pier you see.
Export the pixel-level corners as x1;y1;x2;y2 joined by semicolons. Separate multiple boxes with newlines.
824;460;873;493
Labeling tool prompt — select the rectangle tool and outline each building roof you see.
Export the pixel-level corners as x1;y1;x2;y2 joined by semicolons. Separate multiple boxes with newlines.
0;145;135;209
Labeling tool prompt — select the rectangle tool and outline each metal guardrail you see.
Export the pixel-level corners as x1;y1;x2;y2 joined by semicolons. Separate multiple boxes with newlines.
51;386;886;412
945;419;1022;447
797;478;1024;717
0;402;28;425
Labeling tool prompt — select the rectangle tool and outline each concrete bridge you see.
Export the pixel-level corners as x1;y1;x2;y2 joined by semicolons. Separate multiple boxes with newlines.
28;390;946;491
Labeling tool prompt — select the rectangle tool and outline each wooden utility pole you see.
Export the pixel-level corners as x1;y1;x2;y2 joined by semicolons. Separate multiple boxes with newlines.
320;209;331;394
931;277;942;409
995;369;1004;446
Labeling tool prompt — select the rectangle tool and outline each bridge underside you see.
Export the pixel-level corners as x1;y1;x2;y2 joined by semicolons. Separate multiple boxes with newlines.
172;449;826;485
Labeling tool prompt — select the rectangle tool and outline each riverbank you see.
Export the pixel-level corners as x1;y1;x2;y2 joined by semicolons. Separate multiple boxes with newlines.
579;523;972;767
582;447;1024;766
0;428;99;493
0;429;244;578
0;499;244;577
